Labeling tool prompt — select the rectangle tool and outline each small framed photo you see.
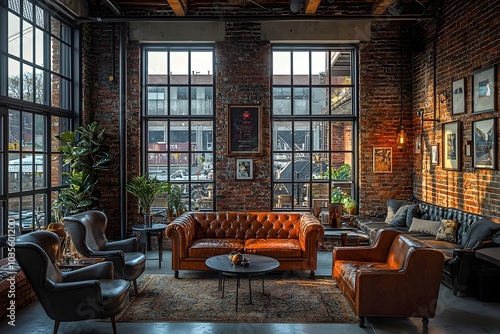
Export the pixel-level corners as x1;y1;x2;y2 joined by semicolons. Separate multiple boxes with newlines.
236;158;253;180
472;118;497;169
373;147;392;173
442;121;461;171
472;65;496;114
452;78;465;114
415;135;422;154
465;141;472;157
431;144;439;165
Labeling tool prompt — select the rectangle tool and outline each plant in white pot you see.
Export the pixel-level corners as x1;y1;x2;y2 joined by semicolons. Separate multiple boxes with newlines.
126;174;170;226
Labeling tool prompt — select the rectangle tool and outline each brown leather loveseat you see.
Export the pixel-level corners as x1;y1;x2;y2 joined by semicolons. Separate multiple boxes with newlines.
333;229;444;330
166;211;324;278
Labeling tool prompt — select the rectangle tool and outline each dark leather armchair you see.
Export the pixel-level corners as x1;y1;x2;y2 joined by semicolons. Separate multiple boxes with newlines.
15;231;130;334
63;210;146;294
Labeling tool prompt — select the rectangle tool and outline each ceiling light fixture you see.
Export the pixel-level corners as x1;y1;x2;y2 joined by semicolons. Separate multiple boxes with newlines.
289;0;304;14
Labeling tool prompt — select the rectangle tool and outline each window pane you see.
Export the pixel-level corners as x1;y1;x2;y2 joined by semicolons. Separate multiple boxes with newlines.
22;20;33;62
34;193;47;228
60;22;71;44
34;154;45;189
311;51;329;85
330;87;352;115
50;73;61;108
51;17;60;38
331;52;352;84
294;121;310;151
330;122;353;151
35;5;44;28
293;87;309;115
8;198;22;236
329;153;353;180
170;51;188;84
273;87;291;115
147;87;168;115
273;121;292;151
190;87;213;115
22;64;33;101
311;87;329;115
34;68;44;104
273;51;290;84
51;36;60;74
191;51;213;84
147;120;167;144
35;28;45;66
147;51;168;84
34;114;45;151
170;87;188;115
8;12;21;57
294;153;311;180
23;0;33;21
191;120;213;151
22;112;33;149
312;121;329;151
8;58;21;99
9;110;21;151
8;153;21;193
293;51;309;84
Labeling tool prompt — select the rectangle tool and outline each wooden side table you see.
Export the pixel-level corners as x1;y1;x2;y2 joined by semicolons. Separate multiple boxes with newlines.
132;223;167;269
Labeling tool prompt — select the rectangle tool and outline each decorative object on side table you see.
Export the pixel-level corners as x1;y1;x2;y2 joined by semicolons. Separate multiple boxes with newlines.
126;174;171;227
228;252;250;266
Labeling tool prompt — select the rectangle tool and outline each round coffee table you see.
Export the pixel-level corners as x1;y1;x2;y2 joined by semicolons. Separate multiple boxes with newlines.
132;223;167;268
205;254;280;311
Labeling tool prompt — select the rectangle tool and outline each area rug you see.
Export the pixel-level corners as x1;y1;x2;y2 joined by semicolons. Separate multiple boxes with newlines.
117;274;357;323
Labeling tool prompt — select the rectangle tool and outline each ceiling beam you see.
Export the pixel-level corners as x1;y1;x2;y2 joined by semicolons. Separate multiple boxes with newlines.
304;0;321;14
372;0;393;15
167;0;188;16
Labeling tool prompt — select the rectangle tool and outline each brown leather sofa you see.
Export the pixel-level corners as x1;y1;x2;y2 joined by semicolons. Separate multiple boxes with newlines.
165;211;325;278
333;229;444;330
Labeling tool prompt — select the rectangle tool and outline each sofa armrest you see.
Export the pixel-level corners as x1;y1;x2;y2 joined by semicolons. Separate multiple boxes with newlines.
298;213;324;253
447;248;476;294
165;214;196;258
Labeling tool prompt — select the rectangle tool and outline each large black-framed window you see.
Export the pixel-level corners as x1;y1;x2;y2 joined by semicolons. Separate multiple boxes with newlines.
0;0;78;246
271;46;358;210
142;45;215;211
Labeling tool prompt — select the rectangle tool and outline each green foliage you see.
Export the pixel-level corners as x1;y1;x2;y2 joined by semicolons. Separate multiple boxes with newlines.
167;185;182;210
320;163;352;180
342;196;357;209
54;122;112;214
331;187;346;203
127;174;171;214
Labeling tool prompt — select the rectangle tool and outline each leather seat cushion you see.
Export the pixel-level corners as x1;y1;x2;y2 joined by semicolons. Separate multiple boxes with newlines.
100;279;131;313
188;238;244;257
243;238;301;257
123;252;146;278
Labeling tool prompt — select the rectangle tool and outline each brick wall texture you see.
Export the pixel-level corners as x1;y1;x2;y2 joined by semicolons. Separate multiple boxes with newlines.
79;0;500;238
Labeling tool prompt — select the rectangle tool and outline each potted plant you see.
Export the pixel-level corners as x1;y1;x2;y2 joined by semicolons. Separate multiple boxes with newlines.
55;122;112;214
126;174;170;226
167;185;182;218
330;187;346;227
343;196;357;215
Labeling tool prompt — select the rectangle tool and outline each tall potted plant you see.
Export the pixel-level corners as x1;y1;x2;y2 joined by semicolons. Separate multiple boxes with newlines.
167;185;182;218
126;174;170;226
55;122;112;214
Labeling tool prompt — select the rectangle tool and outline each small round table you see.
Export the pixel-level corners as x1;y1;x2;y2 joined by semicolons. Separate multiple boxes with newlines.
132;223;167;269
205;254;280;311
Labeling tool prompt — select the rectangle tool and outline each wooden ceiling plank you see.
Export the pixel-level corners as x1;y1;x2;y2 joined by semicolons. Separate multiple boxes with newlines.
167;0;187;16
372;0;393;15
304;0;321;14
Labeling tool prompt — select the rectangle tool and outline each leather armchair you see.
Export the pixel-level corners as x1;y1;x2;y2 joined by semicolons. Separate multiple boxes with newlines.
15;231;130;334
63;210;146;294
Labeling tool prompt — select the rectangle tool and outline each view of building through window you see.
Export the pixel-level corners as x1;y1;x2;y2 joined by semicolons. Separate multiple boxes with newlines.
271;47;357;210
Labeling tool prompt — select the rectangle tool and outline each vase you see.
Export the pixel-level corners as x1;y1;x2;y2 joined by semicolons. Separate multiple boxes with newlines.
329;203;343;228
144;213;152;227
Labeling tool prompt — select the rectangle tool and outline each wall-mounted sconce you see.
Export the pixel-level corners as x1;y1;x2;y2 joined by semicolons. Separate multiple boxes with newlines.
417;108;440;123
396;124;407;149
439;90;448;103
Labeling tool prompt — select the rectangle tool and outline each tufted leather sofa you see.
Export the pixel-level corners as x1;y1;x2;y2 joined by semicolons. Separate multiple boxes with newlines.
165;211;325;278
333;229;444;329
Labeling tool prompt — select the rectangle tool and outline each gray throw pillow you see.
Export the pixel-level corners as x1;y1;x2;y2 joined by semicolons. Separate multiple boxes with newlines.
462;219;500;249
385;199;412;223
408;218;441;236
405;204;421;227
389;204;410;227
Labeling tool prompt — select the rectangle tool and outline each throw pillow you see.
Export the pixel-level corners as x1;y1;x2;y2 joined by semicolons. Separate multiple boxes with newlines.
405;204;421;227
385;199;412;223
389;204;410;227
408;218;441;236
462;219;500;249
435;219;459;243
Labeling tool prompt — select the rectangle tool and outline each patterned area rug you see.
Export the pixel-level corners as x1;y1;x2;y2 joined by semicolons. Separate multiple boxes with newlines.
117;274;357;323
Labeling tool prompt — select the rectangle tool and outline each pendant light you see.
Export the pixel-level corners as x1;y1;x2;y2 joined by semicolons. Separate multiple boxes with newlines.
396;23;407;149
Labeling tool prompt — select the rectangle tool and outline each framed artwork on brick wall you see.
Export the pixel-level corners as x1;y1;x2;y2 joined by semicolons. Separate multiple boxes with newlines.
373;147;392;173
431;144;439;165
452;78;465;115
472;65;496;114
415;135;422;154
472;118;496;169
228;104;261;155
236;158;253;180
442;121;461;171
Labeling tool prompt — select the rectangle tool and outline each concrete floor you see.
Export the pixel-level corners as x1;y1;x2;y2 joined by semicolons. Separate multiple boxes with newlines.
2;250;500;334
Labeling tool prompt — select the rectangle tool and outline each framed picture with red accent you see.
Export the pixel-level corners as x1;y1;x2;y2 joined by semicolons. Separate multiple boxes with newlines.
228;104;261;155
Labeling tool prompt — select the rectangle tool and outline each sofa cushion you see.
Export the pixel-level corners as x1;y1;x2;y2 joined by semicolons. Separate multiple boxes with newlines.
389;205;410;227
244;238;301;258
188;238;244;257
462;219;500;249
385;199;412;223
435;219;459;243
408;218;441;236
405;204;421;227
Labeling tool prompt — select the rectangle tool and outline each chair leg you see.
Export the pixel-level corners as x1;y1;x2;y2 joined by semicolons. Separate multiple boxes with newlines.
133;279;138;295
53;320;60;334
110;315;117;334
358;316;365;327
422;317;429;330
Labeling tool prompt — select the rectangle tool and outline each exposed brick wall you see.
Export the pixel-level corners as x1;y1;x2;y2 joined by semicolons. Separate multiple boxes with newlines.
412;0;500;217
359;22;413;218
